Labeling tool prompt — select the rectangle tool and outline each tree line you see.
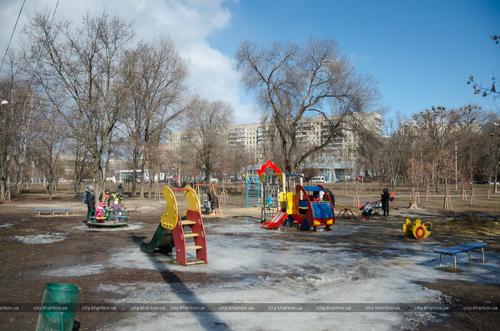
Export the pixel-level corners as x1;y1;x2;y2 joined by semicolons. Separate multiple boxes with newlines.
357;105;500;193
0;11;235;200
1;11;497;201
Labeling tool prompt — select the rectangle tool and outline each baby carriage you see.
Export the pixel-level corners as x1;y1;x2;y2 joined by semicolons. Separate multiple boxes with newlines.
359;201;382;220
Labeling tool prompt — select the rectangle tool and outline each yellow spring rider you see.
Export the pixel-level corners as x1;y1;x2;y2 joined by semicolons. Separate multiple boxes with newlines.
403;218;432;239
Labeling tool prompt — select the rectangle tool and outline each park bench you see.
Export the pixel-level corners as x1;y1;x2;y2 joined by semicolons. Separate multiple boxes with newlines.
33;207;72;217
434;242;487;271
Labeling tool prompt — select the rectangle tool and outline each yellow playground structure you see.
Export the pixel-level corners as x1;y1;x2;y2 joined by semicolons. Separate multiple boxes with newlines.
141;185;208;266
403;218;432;239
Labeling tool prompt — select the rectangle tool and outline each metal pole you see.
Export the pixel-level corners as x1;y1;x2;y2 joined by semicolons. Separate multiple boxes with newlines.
454;142;458;191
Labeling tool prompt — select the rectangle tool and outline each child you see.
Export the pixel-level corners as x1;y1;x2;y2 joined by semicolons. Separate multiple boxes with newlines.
99;189;111;206
95;201;106;222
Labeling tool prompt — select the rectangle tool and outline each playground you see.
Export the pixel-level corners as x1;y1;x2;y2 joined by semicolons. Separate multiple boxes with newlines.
0;179;499;331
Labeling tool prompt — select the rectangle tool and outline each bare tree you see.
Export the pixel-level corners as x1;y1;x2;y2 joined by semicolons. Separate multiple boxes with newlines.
0;56;39;201
481;113;500;193
237;39;376;172
24;11;133;195
183;98;233;182
413;106;460;192
381;117;413;189
121;39;187;197
32;109;66;199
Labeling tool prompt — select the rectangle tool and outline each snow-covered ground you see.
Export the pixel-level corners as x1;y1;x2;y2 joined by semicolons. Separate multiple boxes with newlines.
41;218;499;330
72;223;144;232
14;232;67;244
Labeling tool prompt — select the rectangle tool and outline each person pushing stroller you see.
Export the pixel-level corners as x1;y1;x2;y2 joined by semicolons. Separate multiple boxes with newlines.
381;188;391;216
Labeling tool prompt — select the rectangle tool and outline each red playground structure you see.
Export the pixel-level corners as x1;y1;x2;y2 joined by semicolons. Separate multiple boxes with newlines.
295;185;336;231
262;184;336;231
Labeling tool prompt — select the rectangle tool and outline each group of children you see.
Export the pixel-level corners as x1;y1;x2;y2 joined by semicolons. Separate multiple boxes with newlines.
82;183;125;222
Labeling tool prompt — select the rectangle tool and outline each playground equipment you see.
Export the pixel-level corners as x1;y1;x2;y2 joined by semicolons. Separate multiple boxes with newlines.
336;205;357;219
87;193;129;228
294;185;335;230
258;160;285;221
262;184;335;231
141;185;208;266
403;218;432;239
245;175;261;208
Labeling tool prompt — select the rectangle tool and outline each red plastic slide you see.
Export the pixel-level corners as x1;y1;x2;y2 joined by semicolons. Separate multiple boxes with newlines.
261;211;288;230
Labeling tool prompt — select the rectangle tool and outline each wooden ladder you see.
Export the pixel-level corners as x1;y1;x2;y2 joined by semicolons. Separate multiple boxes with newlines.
172;210;208;266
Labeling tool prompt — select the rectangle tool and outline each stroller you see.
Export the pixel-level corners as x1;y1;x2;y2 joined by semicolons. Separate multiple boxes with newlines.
202;192;212;215
359;201;382;220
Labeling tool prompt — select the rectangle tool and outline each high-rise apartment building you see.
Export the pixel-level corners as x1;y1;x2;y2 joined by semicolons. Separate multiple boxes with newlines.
166;112;382;182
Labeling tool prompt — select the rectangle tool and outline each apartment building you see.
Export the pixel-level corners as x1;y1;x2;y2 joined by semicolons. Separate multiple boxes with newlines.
166;112;382;182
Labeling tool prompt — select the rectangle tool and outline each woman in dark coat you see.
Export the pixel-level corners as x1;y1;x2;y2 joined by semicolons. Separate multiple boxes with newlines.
209;192;219;214
381;188;390;216
83;185;96;222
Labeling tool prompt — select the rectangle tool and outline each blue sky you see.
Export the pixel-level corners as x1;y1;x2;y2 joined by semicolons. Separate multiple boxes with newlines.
1;0;498;123
208;0;500;120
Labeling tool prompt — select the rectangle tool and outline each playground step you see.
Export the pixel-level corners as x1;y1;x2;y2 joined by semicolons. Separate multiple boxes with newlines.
185;259;206;265
184;233;199;238
181;220;196;225
185;245;203;250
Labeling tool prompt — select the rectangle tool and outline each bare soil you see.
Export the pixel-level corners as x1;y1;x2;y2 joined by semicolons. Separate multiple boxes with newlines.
0;188;499;330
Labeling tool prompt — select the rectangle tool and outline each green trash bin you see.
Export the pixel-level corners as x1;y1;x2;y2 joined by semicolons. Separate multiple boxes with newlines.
36;283;80;331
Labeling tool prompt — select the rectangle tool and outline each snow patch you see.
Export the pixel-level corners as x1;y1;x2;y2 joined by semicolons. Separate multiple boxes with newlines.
43;263;105;277
14;232;66;244
0;223;13;228
72;223;144;232
77;219;500;330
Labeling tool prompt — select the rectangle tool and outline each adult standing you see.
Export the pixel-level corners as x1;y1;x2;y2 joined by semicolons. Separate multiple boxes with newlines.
381;187;390;216
82;185;96;222
116;183;124;197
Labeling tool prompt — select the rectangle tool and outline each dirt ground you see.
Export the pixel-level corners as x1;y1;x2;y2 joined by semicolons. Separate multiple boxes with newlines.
0;188;499;330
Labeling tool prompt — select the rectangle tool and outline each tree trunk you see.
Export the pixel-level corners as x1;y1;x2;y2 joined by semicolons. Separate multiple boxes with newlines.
0;181;5;202
73;180;80;198
148;179;153;199
95;165;105;198
140;161;146;199
131;152;139;196
495;162;499;194
47;180;53;200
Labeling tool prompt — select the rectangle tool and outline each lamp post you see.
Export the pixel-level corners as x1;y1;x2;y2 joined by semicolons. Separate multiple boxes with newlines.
0;100;9;202
494;123;499;194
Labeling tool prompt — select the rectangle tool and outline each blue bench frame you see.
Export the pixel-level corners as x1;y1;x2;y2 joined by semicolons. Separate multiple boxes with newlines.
434;242;487;270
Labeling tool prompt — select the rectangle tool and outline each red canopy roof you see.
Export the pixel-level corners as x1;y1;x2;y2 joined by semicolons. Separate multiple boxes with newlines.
257;160;282;176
